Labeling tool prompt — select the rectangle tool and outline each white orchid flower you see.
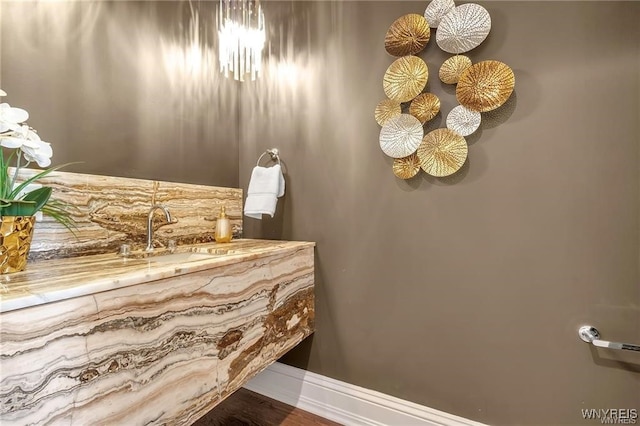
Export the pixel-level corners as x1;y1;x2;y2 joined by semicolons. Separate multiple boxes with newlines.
16;126;53;168
21;138;53;168
0;103;29;133
0;89;72;230
0;124;31;148
0;125;53;167
0;124;28;148
0;135;27;149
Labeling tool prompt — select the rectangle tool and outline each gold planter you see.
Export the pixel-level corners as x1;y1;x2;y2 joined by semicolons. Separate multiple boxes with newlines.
0;216;36;274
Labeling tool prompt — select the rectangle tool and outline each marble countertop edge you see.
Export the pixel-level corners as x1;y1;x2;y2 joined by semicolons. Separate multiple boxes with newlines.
0;239;315;314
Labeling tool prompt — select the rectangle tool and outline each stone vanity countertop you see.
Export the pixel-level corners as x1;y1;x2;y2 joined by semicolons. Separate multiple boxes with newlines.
0;239;315;313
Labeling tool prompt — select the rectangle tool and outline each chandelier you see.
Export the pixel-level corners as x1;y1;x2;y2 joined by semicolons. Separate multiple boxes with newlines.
218;0;266;82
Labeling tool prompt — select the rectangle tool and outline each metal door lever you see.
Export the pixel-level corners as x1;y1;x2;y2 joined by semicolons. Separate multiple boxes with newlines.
578;325;640;352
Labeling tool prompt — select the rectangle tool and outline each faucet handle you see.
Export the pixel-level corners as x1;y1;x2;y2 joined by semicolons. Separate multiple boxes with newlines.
146;204;175;251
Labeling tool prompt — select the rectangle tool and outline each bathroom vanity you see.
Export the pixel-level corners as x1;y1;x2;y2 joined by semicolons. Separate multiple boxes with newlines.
0;239;315;425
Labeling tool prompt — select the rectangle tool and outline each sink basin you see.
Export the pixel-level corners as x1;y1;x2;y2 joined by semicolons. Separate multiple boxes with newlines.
120;244;240;263
145;252;217;264
199;248;238;255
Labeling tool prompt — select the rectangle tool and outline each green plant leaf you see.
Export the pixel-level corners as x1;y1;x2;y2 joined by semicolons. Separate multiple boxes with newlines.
0;199;38;216
9;162;80;200
41;198;79;236
22;187;52;212
0;149;6;200
2;161;82;235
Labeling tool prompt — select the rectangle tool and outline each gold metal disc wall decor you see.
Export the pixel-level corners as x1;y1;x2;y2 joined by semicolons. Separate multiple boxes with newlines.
383;56;429;103
436;3;492;54
456;60;515;112
446;105;481;136
385;14;431;57
424;0;456;28
393;153;421;179
379;114;424;158
375;99;402;126
417;128;468;177
409;93;441;124
378;1;515;181
439;55;472;84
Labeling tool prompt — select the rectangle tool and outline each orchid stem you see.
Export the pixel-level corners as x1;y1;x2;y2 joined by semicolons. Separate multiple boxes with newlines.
11;150;22;196
0;148;5;199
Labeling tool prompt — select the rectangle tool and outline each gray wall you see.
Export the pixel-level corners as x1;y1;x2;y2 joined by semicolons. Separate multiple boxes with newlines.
2;1;638;424
240;1;640;425
1;1;239;187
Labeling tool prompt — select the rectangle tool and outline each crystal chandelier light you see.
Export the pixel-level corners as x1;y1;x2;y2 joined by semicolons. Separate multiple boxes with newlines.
218;0;266;82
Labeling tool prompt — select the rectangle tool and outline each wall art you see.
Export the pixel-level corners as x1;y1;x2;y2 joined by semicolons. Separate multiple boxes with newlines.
375;0;515;180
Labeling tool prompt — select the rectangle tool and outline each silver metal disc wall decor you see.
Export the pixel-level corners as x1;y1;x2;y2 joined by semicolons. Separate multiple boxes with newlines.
379;114;424;158
377;0;515;181
446;105;481;136
383;56;429;103
436;3;491;54
423;0;455;28
385;14;431;57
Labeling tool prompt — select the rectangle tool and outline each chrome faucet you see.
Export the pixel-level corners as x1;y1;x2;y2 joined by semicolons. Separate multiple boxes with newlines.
146;204;173;251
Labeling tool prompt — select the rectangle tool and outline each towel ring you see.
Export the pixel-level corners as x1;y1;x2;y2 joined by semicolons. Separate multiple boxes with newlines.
256;148;281;166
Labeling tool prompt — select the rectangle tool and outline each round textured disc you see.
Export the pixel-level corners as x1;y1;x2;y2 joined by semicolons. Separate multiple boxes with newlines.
393;153;421;179
456;60;515;112
417;128;468;177
385;14;431;57
409;93;441;124
439;55;472;84
375;99;402;126
436;3;491;54
379;114;424;158
383;56;429;103
446;105;481;136
424;0;456;28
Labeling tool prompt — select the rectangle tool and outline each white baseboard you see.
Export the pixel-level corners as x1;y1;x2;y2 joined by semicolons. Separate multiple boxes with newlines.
243;362;487;426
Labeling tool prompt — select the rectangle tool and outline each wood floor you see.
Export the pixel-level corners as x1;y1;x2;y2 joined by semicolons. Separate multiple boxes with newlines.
194;388;342;426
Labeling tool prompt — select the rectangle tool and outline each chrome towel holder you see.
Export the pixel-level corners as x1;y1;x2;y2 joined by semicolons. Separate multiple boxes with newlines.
256;148;281;166
578;325;640;352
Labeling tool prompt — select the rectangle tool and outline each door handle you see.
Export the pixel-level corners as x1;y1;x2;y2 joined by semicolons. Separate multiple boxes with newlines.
578;325;640;352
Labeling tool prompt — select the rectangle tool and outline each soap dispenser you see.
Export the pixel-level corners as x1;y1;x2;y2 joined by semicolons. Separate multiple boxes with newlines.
214;206;232;243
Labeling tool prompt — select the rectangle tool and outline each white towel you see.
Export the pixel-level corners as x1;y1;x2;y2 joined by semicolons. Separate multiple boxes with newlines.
244;164;285;219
